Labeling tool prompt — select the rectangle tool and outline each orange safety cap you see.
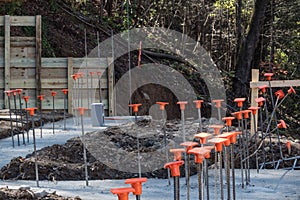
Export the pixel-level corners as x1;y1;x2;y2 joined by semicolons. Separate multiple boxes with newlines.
4;90;13;97
164;160;184;177
177;101;188;110
110;187;135;200
288;86;296;95
180;141;199;153
258;85;268;94
208;137;228;152
124;177;147;195
156;102;169;111
255;97;265;107
286;141;291;155
51;91;57;97
37;95;45;101
222;117;235;126
242;110;251;119
23;96;30;103
170;148;185;161
194;132;212;144
193;100;204;109
232;111;243;120
16;89;23;95
264;73;274;81
275;90;285;99
62;89;68;95
234;98;246;108
25;107;37;116
209;125;224;135
128;104;142;113
277;119;287;129
76;107;87;116
211;99;224;108
248;106;260;115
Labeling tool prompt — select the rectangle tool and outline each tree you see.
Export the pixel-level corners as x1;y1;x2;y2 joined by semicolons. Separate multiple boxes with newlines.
232;0;269;98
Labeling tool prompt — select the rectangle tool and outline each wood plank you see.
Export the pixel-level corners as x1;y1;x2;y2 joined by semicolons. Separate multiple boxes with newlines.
0;79;108;89
10;58;35;67
4;15;10;109
108;57;114;116
250;69;259;135
250;80;300;88
36;15;42;110
67;57;73;114
0;16;4;26
10;47;36;58
41;68;67;78
10;37;36;47
10;16;36;26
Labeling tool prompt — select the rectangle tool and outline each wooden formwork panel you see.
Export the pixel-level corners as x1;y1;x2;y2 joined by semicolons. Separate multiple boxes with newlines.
0;16;36;26
10;47;35;58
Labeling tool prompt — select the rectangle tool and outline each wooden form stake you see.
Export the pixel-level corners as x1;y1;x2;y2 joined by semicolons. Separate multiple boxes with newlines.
250;69;300;134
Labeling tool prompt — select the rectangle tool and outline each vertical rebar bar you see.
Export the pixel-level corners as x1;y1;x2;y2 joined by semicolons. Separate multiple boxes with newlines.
24;100;29;143
13;94;20;146
31;115;39;187
162;110;171;185
52;94;55;134
7;94;15;147
225;146;230;200
174;176;180;200
80;113;89;186
219;151;224;200
17;91;25;145
231;145;236;200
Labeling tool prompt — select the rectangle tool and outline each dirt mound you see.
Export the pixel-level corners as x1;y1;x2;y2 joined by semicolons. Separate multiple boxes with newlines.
0;117;299;181
0;187;81;200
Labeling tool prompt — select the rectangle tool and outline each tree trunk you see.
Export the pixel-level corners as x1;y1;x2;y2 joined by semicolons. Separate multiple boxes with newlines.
232;0;269;98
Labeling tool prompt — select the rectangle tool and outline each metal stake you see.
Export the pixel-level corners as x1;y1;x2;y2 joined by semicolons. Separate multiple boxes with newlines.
5;91;15;147
23;96;30;143
16;89;25;145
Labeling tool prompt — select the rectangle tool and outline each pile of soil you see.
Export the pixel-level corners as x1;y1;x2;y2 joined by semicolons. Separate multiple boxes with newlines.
0;187;80;200
0;117;299;181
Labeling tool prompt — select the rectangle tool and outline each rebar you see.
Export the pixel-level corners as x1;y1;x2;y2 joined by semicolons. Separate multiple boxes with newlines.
24;100;29;143
52;95;55;134
230;145;236;200
80;113;89;186
13;94;20;146
162;110;171;185
174;176;180;200
7;95;15;147
17;92;25;145
31;115;39;187
225;146;230;200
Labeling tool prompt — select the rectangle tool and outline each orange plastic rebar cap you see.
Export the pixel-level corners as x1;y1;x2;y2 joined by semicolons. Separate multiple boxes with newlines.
194;132;211;144
193;100;204;109
208;138;228;152
110;187;135;200
156;102;169;110
222;117;235;126
16;89;22;94
25;107;37;116
232;111;243;120
209;125;224;135
180;141;199;153
188;147;211;164
277;119;287;129
242;110;251;119
4;90;13;96
177;101;188;110
62;89;68;95
51;91;57;97
248;106;260;115
212;99;224;108
275;90;285;99
37;95;45;101
288;86;296;94
76;107;87;115
170;148;185;161
255;97;265;107
23;96;30;103
217;132;236;146
258;85;268;93
264;73;274;81
89;71;96;76
124;177;147;195
164;160;184;177
128;104;142;113
234;98;246;108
